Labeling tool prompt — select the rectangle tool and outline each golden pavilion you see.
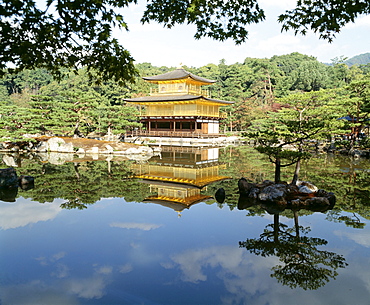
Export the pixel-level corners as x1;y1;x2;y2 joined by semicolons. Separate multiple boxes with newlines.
125;68;234;138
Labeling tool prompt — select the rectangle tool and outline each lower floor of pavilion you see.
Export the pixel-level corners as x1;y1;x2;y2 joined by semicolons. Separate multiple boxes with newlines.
127;117;222;138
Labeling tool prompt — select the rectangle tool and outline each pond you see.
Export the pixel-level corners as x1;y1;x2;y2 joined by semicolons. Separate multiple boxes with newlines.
0;146;370;305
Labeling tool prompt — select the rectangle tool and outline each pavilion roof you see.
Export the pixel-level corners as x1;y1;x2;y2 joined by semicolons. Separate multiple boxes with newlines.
143;68;216;84
124;94;234;105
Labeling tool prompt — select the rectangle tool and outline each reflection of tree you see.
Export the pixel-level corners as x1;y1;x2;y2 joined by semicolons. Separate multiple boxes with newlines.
305;155;370;224
60;198;88;210
239;211;348;290
14;159;151;208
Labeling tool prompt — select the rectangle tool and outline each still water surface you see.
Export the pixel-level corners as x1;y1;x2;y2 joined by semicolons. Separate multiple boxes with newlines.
0;146;369;305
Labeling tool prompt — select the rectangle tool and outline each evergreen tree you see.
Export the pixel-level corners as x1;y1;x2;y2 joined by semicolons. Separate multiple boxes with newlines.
247;89;339;183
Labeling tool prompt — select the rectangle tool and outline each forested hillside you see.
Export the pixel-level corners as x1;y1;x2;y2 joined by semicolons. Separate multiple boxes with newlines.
345;53;370;67
1;52;370;140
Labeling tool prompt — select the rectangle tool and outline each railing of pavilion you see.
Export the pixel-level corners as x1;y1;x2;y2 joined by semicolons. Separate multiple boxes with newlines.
126;130;222;139
149;88;210;96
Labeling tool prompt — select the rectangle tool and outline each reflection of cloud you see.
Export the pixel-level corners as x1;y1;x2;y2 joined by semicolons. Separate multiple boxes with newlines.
165;244;370;305
35;252;66;266
166;246;285;304
168;246;276;284
52;252;66;261
119;263;133;274
66;275;111;299
34;252;70;279
0;198;62;230
160;262;175;269
334;230;370;248
0;281;79;305
52;263;70;279
95;265;113;275
168;246;364;305
110;222;162;231
355;257;370;293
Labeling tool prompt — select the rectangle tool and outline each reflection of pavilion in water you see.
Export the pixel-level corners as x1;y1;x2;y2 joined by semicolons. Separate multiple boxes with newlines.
131;147;230;215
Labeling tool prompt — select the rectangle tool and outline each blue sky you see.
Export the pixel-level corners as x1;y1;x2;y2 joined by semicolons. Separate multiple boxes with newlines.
116;0;370;67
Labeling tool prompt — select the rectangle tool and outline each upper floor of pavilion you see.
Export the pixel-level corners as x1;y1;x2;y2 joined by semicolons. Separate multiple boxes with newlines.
143;68;216;97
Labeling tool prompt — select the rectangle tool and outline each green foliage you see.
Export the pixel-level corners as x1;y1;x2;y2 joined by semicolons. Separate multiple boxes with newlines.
279;0;370;42
2;0;369;84
0;0;138;84
0;80;11;104
94;104;141;135
246;89;340;182
0;104;40;140
0;52;369;139
333;75;370;146
291;60;329;91
141;0;265;44
359;137;370;149
0;69;141;139
2;68;53;95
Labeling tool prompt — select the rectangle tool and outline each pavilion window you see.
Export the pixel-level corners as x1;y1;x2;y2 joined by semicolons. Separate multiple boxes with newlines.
182;122;191;130
157;122;171;129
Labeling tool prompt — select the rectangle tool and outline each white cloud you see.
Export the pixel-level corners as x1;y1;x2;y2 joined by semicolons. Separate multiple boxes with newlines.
345;15;370;29
115;0;369;68
110;222;162;231
251;33;302;58
259;0;296;9
0;198;63;230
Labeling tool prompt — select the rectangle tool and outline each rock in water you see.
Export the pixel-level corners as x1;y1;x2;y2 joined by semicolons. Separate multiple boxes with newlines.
258;184;287;204
297;181;318;193
215;188;226;204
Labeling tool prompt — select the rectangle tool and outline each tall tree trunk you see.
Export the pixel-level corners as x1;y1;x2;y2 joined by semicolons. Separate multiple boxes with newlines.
73;121;80;136
275;158;281;183
291;158;301;185
291;139;303;185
